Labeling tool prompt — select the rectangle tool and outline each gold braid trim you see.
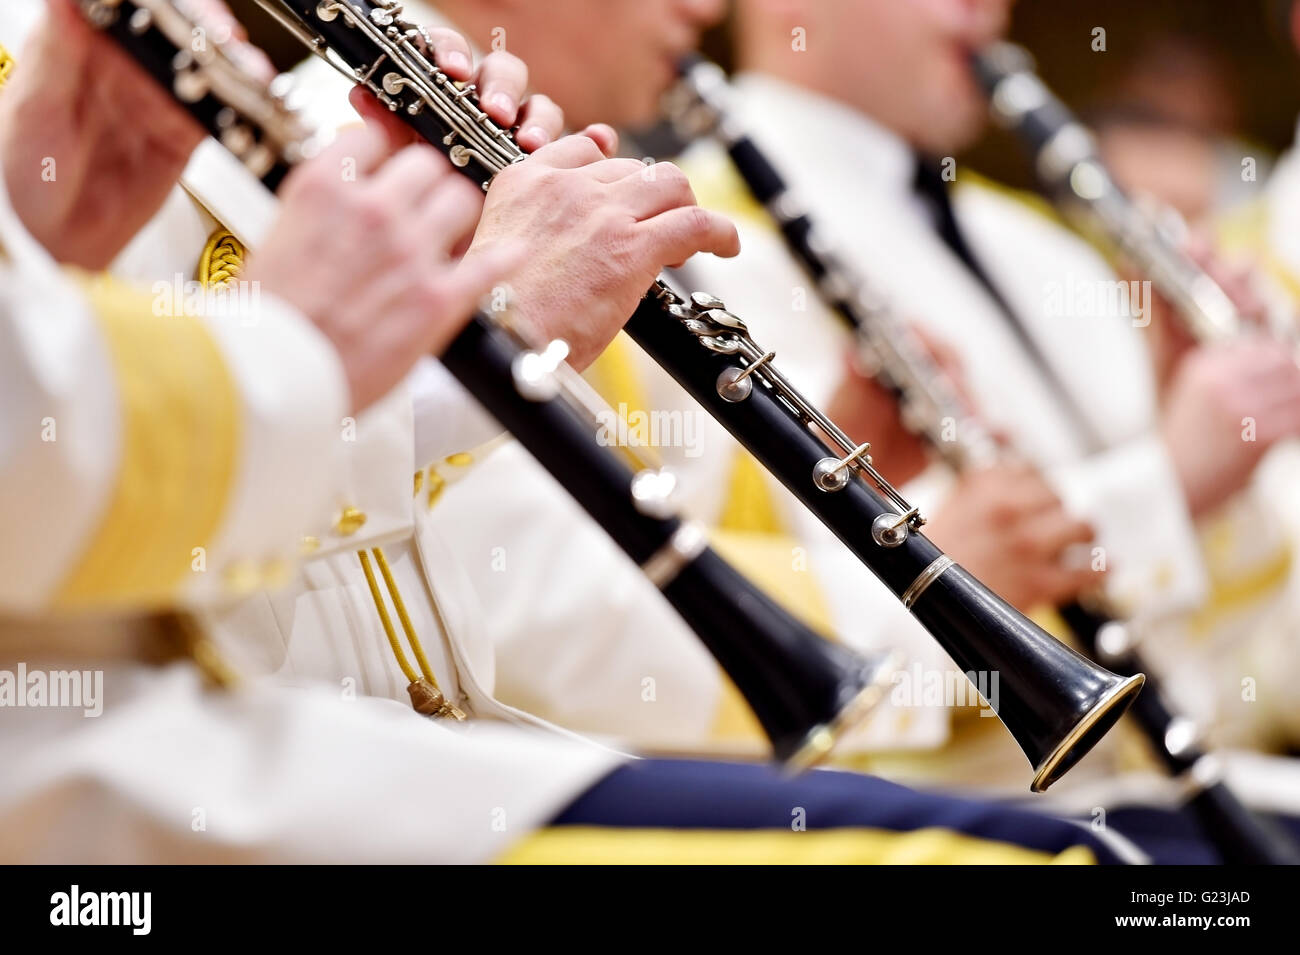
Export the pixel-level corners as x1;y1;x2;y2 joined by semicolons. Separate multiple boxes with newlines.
56;272;239;609
358;549;419;683
197;230;246;289
0;43;15;89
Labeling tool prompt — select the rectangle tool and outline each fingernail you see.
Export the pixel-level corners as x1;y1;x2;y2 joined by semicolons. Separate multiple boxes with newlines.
486;92;515;117
442;51;470;75
518;125;548;147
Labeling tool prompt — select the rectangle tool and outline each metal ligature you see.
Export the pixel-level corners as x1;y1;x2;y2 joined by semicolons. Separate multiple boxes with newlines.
962;43;1299;863
260;0;1147;791
77;0;902;767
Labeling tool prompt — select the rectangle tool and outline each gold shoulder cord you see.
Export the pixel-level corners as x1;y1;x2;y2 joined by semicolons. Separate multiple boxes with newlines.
357;548;465;720
197;229;246;286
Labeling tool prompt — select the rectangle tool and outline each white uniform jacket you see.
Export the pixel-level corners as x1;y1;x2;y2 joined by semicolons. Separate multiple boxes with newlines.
0;9;618;862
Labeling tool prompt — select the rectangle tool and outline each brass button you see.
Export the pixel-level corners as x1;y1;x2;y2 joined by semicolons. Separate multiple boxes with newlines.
263;559;291;589
0;43;14;88
426;472;447;510
334;506;367;536
223;561;261;595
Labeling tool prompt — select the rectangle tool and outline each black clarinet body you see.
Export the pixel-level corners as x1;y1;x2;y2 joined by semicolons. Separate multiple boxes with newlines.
78;0;900;768
440;318;893;764
625;290;1139;788
82;0;304;193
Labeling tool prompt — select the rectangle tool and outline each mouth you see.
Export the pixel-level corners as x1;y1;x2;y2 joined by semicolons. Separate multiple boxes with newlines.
656;51;681;85
952;40;985;85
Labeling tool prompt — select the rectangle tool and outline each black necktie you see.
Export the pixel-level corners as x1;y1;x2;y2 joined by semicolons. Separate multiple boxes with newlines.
911;157;1103;453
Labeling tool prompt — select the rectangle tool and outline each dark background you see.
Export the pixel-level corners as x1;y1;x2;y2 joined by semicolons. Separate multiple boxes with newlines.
962;0;1300;186
230;0;1300;186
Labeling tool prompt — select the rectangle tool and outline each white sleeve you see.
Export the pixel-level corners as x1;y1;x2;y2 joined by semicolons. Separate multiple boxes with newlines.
0;255;350;613
409;356;504;466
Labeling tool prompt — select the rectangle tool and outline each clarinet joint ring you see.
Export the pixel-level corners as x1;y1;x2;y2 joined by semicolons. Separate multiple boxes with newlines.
641;522;709;590
901;555;956;609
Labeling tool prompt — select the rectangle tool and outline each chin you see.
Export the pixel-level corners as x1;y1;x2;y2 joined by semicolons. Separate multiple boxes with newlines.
606;94;662;134
915;101;985;155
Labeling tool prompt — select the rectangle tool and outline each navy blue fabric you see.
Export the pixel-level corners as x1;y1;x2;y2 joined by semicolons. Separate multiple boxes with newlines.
556;759;1124;863
1089;806;1300;865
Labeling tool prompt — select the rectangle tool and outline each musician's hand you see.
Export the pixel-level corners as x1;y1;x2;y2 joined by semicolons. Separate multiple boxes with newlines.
409;32;574;153
925;464;1103;612
0;0;273;269
345;48;578;156
1160;339;1300;518
0;0;199;267
244;117;522;414
462;137;741;368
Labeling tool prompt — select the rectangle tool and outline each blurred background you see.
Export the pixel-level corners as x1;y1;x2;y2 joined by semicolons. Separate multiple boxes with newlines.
231;0;1300;220
964;0;1300;219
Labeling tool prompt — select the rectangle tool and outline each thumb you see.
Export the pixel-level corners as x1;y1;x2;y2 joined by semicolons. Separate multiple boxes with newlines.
349;86;422;149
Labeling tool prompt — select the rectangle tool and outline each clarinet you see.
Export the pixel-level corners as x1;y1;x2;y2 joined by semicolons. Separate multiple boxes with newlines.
663;61;1146;681
664;57;1006;476
77;0;909;768
971;42;1250;346
961;44;1298;863
664;60;1137;621
258;0;1147;792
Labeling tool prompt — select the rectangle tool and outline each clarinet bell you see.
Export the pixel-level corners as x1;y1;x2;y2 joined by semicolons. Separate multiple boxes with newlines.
1019;658;1145;793
776;646;903;771
905;561;1144;791
657;547;899;769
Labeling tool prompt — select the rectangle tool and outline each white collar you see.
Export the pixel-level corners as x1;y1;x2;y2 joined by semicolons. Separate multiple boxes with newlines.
728;71;917;200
